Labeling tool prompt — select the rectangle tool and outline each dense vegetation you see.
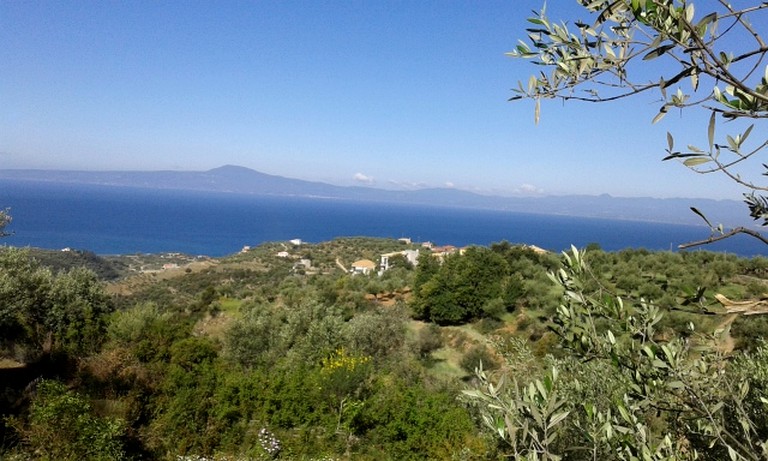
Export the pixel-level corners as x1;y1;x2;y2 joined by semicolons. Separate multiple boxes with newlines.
1;237;767;460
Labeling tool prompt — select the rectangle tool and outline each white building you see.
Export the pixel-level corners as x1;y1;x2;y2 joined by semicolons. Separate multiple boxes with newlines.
379;249;420;272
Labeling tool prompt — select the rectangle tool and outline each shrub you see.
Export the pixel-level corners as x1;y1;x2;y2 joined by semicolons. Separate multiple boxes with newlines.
460;345;499;374
474;317;504;335
107;302;189;364
345;307;406;362
10;380;126;460
358;379;486;460
415;323;443;358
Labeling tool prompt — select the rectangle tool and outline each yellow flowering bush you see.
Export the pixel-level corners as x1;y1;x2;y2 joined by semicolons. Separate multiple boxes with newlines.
319;347;372;433
320;347;371;376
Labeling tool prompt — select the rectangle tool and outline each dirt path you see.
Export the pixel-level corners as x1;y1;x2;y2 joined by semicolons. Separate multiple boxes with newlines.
335;258;348;272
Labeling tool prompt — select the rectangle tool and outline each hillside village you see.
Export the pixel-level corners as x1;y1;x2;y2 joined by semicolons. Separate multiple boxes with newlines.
239;236;549;277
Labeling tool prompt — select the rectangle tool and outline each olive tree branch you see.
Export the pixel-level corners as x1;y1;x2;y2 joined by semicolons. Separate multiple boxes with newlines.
709;107;768;119
678;227;768;249
695;140;768;192
678;14;768;106
716;0;768;48
682;378;761;460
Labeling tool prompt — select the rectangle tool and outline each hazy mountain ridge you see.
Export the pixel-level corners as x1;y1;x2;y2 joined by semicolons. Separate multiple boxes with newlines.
0;165;752;227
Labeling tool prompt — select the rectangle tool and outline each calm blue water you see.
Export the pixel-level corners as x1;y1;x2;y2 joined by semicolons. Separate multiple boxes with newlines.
1;180;766;257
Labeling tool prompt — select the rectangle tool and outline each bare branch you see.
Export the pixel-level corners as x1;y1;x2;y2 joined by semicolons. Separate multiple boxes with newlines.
716;0;768;48
694;140;768;192
678;227;768;249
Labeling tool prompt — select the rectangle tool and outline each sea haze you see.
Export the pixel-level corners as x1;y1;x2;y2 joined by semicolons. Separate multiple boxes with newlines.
1;180;765;257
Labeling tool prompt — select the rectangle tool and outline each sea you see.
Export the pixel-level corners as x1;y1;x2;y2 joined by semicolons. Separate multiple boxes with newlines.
1;180;766;258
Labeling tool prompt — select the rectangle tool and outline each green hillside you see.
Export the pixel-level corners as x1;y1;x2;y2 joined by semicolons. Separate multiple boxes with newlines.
2;238;768;460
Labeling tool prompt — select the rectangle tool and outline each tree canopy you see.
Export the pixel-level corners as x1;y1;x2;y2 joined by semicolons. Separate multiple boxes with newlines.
0;209;10;237
508;0;768;247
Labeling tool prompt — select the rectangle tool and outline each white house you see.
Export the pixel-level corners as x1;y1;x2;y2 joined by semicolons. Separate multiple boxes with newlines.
379;249;420;272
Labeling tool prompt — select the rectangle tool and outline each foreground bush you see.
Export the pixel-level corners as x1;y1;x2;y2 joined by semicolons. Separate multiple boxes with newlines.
9;380;126;460
466;247;768;460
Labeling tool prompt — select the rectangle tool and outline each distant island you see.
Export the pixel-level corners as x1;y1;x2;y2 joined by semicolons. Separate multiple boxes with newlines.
0;164;751;227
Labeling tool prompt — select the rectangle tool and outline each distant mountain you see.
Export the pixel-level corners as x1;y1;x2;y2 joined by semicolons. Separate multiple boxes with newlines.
0;165;754;227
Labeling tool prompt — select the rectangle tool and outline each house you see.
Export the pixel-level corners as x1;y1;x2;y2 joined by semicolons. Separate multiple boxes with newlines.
431;245;457;256
276;251;290;258
524;244;549;254
294;259;311;269
292;258;312;272
379;249;420;272
289;239;303;246
397;237;412;245
350;259;376;275
430;244;465;263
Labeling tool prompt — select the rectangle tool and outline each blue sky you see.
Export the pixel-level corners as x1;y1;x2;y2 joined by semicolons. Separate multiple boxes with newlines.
0;1;756;199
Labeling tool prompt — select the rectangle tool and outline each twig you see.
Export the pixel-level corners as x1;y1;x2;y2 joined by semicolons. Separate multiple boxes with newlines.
678;227;768;249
